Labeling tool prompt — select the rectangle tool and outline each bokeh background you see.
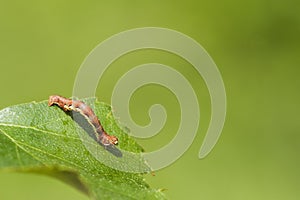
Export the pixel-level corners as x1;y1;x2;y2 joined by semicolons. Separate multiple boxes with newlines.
1;1;300;199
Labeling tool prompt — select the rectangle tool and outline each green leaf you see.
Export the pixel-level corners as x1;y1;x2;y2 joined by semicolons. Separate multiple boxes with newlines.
0;98;166;200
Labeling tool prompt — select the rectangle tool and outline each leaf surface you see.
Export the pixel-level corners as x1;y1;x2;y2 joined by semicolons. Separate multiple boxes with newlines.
0;99;165;200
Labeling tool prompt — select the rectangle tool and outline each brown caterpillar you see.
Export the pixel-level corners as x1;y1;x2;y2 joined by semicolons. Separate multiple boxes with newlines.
48;95;118;146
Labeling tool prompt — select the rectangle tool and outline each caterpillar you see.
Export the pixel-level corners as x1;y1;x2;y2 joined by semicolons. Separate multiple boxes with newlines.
48;95;118;146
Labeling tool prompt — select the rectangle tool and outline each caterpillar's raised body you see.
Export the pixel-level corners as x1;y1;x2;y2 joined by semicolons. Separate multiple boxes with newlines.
48;95;118;146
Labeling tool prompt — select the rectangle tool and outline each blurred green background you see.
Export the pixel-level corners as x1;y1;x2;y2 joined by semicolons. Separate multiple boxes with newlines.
1;0;300;199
